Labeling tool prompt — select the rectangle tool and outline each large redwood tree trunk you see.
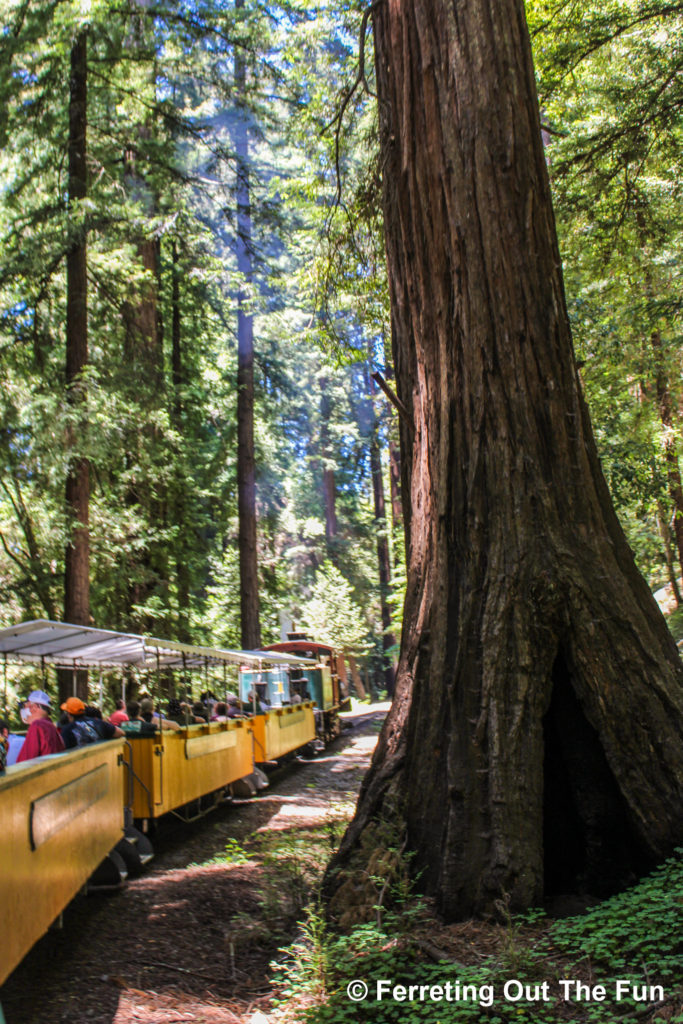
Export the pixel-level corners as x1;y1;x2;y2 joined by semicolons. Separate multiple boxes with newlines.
327;0;683;920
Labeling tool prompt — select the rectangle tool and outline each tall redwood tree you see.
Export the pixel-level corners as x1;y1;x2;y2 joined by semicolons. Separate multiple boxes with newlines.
234;0;261;650
62;27;90;703
327;0;683;919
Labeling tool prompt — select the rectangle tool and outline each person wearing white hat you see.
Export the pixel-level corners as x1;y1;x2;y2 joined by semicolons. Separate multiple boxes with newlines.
15;690;65;763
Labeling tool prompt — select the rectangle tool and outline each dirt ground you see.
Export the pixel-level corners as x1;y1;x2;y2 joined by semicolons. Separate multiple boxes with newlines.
1;709;385;1024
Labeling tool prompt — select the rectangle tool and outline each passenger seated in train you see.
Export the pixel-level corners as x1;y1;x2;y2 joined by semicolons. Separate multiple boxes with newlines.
246;689;269;714
16;690;65;763
124;700;180;732
0;717;8;772
192;701;208;723
166;698;205;725
120;701;158;736
227;695;244;719
60;697;124;748
179;701;207;723
211;701;228;721
165;697;188;725
140;697;180;730
3;711;25;765
109;698;129;726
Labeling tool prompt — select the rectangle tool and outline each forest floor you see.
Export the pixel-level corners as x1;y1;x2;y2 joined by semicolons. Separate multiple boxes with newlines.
0;705;386;1024
3;705;682;1024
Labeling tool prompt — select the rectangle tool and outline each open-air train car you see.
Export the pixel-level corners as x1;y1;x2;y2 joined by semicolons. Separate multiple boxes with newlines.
242;634;351;743
0;619;317;992
0;739;126;988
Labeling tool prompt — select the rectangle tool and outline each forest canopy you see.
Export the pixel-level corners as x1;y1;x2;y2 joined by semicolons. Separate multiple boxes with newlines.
0;0;682;685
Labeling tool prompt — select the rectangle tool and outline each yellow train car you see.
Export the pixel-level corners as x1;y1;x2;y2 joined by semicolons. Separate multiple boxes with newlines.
123;718;254;820
0;740;125;986
250;702;316;763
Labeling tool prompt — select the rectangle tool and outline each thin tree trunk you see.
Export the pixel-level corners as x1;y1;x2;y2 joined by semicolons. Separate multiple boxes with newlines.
62;27;89;702
367;366;397;696
235;0;261;649
319;379;338;551
346;652;366;700
382;359;403;529
388;436;402;529
326;0;683;921
171;241;191;642
650;327;683;581
656;499;682;607
121;3;167;633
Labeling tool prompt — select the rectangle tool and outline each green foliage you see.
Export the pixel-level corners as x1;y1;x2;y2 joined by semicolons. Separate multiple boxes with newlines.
302;560;371;655
0;0;404;664
549;852;683;983
222;838;252;866
282;852;683;1024
527;0;683;587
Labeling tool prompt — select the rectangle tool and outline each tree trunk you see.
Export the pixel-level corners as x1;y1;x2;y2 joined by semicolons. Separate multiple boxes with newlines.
326;0;683;921
319;378;338;551
346;652;366;700
171;240;191;642
367;366;397;696
388;436;402;529
383;357;404;529
62;27;89;703
235;0;261;649
656;499;682;607
120;2;168;634
650;328;683;581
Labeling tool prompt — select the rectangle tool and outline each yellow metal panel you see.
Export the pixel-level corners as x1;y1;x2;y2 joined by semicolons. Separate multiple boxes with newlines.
0;741;125;986
124;719;254;819
256;703;316;761
185;729;238;759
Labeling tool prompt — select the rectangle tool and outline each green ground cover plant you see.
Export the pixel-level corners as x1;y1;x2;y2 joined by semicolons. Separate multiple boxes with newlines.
275;851;683;1024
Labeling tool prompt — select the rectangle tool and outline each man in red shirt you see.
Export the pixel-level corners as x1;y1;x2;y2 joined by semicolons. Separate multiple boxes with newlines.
16;690;65;763
109;699;129;727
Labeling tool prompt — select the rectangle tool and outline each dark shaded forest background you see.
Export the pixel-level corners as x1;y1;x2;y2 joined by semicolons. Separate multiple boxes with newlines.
1;0;682;686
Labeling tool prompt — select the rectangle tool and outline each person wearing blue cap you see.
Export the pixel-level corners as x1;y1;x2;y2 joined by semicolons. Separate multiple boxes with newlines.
15;690;65;763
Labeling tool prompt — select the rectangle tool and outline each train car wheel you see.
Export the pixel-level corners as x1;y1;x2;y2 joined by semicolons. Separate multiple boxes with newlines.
87;849;128;891
117;825;154;876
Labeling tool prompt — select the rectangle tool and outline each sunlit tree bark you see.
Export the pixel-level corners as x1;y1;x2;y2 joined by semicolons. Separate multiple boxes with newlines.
327;0;683;920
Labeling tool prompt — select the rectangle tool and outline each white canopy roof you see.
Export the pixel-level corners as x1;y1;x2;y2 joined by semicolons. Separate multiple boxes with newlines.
0;620;316;670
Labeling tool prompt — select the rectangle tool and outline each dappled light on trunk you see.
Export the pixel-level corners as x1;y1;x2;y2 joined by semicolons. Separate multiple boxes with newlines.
324;0;683;921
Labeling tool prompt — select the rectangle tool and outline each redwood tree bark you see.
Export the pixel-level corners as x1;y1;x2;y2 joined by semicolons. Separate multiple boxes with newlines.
327;0;683;920
121;2;168;634
235;0;261;649
63;28;89;702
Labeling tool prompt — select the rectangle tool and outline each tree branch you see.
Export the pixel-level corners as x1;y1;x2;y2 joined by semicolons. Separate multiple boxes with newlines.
322;1;384;212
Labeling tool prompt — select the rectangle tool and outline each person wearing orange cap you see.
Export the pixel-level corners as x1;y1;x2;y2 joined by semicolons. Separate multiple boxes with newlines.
60;696;124;749
16;690;65;763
